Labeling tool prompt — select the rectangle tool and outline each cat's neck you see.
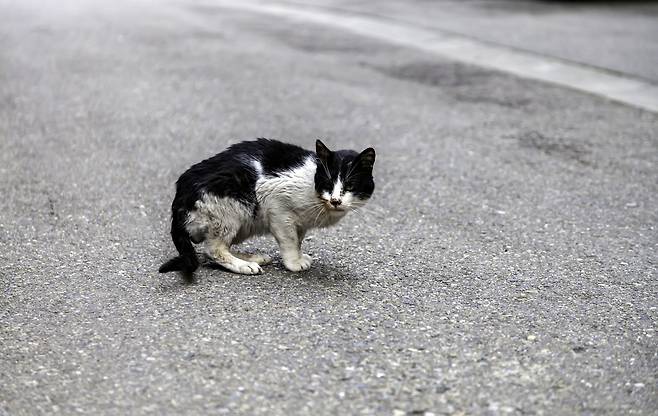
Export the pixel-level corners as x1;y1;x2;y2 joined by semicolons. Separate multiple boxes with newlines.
255;157;347;229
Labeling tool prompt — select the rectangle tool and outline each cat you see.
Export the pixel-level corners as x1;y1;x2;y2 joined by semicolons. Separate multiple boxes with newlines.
159;139;376;276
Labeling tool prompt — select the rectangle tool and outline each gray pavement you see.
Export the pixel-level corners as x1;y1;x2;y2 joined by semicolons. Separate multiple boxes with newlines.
298;0;658;83
1;1;656;415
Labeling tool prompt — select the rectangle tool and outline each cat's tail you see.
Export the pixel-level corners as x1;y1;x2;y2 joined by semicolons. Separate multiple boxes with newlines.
159;208;199;275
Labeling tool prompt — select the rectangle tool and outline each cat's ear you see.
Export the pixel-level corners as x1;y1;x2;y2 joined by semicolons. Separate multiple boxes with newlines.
356;147;376;169
316;139;332;161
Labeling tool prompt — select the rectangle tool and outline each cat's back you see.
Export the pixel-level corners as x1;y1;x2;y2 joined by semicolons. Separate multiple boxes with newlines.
174;139;314;209
188;139;312;174
241;139;314;176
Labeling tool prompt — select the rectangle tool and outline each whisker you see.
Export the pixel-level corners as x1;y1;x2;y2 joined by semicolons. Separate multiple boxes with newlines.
303;203;327;227
304;204;323;219
346;205;381;221
312;205;326;227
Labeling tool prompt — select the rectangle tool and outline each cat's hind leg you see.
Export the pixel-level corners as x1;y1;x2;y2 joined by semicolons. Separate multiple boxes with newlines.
231;251;272;265
196;195;262;274
209;240;262;275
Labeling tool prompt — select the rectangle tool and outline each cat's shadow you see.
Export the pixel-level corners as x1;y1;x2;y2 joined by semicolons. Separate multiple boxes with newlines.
158;256;356;292
203;257;354;282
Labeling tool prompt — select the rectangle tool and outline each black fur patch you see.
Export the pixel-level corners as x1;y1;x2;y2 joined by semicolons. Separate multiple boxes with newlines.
315;141;375;199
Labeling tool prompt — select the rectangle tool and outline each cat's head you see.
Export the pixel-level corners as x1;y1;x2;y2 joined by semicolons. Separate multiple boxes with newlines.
314;139;375;213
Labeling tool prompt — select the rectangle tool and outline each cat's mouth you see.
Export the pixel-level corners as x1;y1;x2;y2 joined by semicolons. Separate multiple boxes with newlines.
320;200;347;213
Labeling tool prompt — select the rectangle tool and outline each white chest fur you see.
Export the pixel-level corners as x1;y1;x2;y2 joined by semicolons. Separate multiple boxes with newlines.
254;157;345;230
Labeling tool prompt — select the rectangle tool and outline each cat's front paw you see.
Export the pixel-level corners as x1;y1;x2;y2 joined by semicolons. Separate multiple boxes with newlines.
283;254;313;272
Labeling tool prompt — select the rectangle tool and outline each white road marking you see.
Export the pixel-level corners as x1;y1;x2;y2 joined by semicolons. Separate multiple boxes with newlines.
213;0;658;113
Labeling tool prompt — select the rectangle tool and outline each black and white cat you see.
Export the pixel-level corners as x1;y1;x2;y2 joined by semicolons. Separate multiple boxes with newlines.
159;139;376;276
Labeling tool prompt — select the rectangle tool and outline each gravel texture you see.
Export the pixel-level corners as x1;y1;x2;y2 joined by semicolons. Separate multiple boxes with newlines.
1;1;656;415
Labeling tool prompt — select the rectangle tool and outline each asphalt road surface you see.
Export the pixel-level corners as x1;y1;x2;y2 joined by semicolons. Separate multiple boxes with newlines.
300;0;658;83
1;1;656;415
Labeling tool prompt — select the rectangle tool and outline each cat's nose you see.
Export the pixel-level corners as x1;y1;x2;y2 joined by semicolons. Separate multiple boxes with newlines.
330;198;341;207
